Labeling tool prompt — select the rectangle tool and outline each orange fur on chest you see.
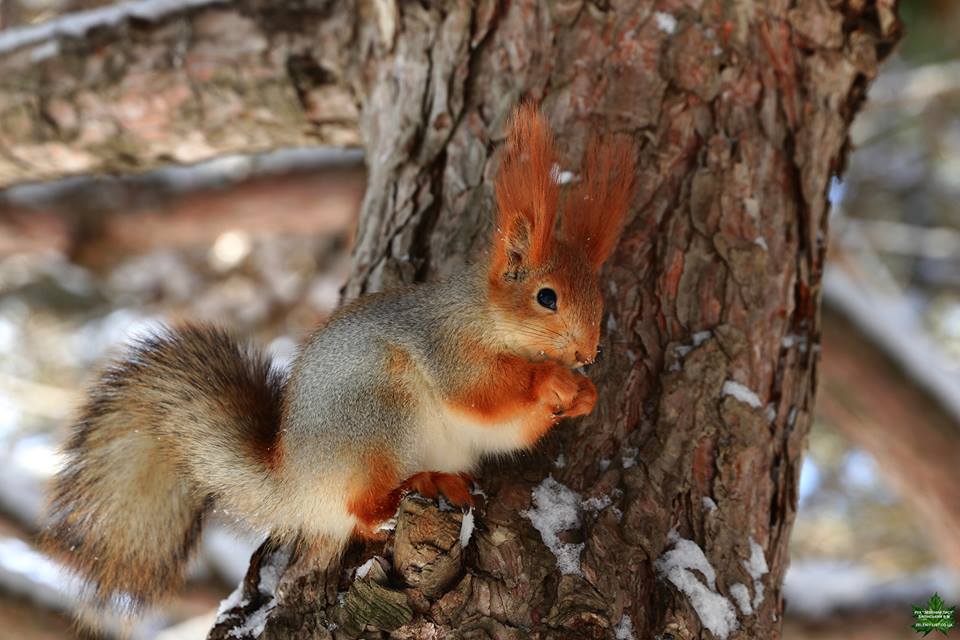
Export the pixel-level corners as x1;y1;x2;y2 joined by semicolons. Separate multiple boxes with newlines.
448;354;538;420
447;353;563;446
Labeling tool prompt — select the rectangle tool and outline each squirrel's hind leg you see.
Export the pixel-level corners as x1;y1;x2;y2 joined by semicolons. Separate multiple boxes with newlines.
346;465;475;539
345;450;404;540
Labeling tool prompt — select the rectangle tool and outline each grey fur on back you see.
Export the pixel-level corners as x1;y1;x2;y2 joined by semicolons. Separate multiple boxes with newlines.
283;265;491;473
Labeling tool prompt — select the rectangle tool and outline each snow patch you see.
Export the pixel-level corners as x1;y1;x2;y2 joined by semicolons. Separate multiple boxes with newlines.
765;403;777;423
554;453;566;468
722;380;762;408
355;558;377;580
754;237;769;251
216;584;248;624
522;477;584;576
550;164;577;185
654;11;677;34
781;333;808;352
654;531;739;639
459;508;475;548
376;518;397;532
257;548;287;594
582;494;613;513
692;330;712;346
729;582;753;615
614;614;636;639
702;496;718;513
229;602;272;639
673;330;712;365
744;537;769;610
787;406;798;426
226;546;290;639
469;482;488;499
621;447;638;469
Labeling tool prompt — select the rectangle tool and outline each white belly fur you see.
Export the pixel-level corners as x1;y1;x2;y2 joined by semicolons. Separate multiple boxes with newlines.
416;400;529;474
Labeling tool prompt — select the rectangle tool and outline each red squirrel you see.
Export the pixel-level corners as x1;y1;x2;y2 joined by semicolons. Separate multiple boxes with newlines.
42;104;636;608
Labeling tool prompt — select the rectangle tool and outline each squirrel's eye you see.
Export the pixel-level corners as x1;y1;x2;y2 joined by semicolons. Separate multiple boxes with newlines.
536;288;558;311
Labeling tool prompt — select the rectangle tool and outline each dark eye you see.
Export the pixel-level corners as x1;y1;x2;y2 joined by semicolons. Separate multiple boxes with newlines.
536;288;557;311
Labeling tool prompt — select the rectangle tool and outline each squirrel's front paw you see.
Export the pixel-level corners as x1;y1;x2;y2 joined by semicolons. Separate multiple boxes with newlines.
559;374;597;418
538;366;597;418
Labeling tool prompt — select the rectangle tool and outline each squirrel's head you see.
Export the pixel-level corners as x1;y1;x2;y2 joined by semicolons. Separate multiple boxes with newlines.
487;104;636;368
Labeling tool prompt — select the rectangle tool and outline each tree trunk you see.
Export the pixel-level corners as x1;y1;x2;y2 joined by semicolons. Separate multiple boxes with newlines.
203;2;901;639
3;0;900;638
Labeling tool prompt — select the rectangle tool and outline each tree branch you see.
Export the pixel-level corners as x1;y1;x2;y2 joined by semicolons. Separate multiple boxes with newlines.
821;266;960;573
0;0;361;187
0;147;364;263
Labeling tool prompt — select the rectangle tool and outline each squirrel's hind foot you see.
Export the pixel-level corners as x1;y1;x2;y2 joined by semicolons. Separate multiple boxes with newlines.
402;472;475;508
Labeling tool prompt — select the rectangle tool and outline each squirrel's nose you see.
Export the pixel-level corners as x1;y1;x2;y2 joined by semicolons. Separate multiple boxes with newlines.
575;350;592;365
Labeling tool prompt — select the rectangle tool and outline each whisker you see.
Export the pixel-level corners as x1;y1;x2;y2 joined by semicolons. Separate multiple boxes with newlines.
495;319;567;340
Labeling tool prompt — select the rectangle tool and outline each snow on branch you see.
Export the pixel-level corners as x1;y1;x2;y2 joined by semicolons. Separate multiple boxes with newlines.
0;0;223;55
823;266;960;427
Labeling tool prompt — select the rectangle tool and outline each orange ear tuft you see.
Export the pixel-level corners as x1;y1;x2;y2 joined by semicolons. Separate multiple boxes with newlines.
491;103;560;277
562;135;637;269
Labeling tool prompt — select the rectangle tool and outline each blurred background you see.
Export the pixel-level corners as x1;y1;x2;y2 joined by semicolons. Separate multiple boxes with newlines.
1;1;959;638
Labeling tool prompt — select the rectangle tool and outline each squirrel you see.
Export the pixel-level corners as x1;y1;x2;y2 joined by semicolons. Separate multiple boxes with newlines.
41;104;637;609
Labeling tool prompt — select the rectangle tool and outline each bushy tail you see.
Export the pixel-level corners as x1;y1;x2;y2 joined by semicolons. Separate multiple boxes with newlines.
43;324;284;609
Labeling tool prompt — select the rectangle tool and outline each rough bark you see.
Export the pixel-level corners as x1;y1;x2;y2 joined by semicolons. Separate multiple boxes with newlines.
203;1;900;639
2;0;900;638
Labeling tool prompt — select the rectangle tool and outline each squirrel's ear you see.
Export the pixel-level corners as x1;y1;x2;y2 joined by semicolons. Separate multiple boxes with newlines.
562;135;637;269
491;103;560;278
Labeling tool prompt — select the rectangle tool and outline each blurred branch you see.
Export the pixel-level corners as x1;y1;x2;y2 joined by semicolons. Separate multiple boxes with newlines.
0;0;362;188
783;560;958;619
0;373;79;420
853;60;960;146
868;59;960;106
820;264;960;574
841;218;960;260
0;148;365;265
